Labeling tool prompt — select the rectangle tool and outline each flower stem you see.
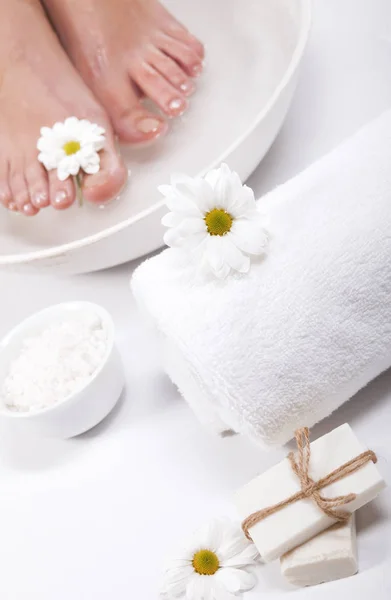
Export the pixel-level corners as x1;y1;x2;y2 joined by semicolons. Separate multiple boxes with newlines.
75;173;84;207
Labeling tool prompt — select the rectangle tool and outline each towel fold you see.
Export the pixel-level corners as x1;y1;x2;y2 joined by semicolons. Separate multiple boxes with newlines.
131;109;391;448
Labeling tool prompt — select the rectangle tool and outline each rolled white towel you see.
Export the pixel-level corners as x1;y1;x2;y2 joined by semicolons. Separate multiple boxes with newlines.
131;109;391;448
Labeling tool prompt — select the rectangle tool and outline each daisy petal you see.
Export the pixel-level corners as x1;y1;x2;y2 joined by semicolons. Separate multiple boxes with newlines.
162;558;192;572
220;545;258;568
53;121;65;135
64;116;79;128
177;180;212;210
215;568;257;594
91;139;105;152
204;167;220;188
191;519;224;553
95;125;106;136
83;163;100;175
161;212;182;228
37;138;52;152
38;153;56;171
164;565;194;583
210;261;230;280
221;237;250;274
57;165;71;181
211;583;239;600
165;191;202;218
39;126;53;138
81;152;100;173
63;155;81;176
199;179;216;208
186;233;208;253
177;217;206;236
162;566;194;598
205;164;253;217
202;577;214;600
229;185;257;217
235;569;257;591
188;575;214;600
205;238;231;279
219;533;254;564
213;167;232;207
164;227;185;248
230;219;268;255
186;574;206;600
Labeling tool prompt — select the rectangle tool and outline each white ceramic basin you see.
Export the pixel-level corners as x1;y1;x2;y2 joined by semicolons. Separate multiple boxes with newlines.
0;0;311;274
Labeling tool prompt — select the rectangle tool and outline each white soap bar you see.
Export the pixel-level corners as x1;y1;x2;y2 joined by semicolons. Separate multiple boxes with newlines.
234;424;385;562
280;516;358;586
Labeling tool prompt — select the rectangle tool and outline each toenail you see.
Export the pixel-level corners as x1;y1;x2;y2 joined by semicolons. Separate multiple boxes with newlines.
8;202;18;212
136;117;165;134
22;203;35;216
180;81;195;95
54;190;69;206
168;98;187;116
191;63;203;77
33;192;49;208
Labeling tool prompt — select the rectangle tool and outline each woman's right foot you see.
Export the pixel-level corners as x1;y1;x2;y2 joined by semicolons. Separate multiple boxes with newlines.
0;0;127;215
43;0;204;144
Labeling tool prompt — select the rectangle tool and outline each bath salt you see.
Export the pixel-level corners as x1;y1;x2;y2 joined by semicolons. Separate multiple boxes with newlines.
1;314;108;412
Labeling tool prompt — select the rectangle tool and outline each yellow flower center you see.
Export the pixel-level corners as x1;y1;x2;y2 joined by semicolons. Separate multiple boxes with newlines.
63;140;81;156
204;208;233;236
192;550;220;576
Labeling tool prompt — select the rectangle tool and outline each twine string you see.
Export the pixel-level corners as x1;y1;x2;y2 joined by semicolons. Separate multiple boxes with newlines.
242;427;377;541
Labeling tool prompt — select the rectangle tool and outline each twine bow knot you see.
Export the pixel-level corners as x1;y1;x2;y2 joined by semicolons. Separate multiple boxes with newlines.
242;427;377;541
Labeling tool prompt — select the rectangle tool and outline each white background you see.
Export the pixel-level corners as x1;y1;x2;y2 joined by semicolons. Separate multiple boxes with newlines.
0;0;391;598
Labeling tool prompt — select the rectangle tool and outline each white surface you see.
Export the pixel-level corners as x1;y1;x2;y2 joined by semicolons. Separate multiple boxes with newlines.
0;302;124;438
235;424;385;561
0;0;311;273
281;517;358;587
0;0;390;599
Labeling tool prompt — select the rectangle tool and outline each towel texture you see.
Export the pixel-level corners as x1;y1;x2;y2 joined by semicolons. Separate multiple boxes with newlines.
131;109;391;448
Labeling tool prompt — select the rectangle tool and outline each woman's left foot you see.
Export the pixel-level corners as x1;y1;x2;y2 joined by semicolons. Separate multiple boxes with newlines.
43;0;204;145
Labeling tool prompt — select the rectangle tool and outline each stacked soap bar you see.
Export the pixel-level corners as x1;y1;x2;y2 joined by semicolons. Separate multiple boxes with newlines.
280;516;358;586
234;424;386;586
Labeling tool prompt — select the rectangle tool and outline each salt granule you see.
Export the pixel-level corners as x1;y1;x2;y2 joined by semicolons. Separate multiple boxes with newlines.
1;314;108;412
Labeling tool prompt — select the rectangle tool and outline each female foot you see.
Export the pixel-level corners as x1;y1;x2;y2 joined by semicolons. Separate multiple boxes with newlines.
0;0;127;215
43;0;205;144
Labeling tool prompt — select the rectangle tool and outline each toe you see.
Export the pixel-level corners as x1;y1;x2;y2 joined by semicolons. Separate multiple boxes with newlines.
0;186;13;210
156;33;204;78
10;165;38;216
48;172;76;210
158;5;205;59
146;48;195;96
163;20;205;60
82;128;127;205
131;62;188;117
21;202;39;217
91;75;168;144
0;164;13;211
25;160;50;210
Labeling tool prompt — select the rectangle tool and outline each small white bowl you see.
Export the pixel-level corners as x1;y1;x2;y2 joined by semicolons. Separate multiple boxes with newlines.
0;302;125;438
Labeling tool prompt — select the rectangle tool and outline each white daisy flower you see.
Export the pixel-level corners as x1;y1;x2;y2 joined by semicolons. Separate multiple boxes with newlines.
160;163;268;279
161;519;259;600
37;117;106;182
